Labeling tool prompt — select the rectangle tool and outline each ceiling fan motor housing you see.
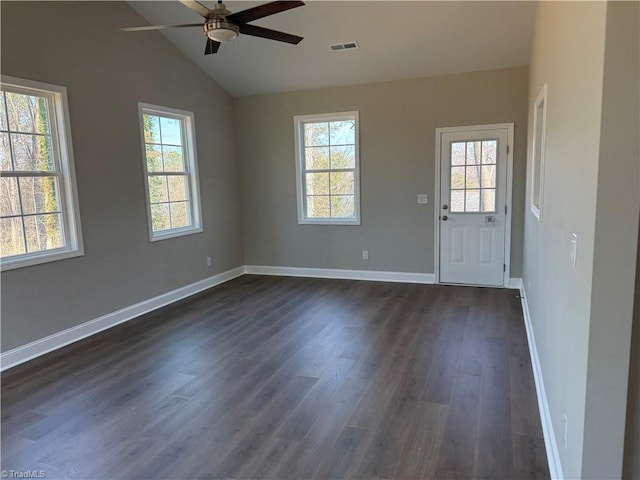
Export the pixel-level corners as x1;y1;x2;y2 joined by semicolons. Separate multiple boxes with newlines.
204;18;239;42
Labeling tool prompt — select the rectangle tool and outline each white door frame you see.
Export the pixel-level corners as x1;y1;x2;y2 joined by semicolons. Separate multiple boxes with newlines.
434;123;514;287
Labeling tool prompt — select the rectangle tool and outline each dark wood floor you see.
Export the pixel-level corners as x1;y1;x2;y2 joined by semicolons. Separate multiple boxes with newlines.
2;275;549;479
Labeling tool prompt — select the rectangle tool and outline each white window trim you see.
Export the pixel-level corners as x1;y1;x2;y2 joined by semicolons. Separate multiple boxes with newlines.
138;102;202;242
0;75;84;272
530;84;547;221
294;111;361;225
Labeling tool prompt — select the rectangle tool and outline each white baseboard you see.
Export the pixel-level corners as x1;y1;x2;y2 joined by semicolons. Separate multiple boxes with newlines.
0;266;245;372
509;277;523;290
244;265;436;284
0;266;525;376
519;285;564;480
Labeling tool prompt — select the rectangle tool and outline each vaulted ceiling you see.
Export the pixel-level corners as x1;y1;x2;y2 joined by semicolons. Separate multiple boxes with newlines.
129;1;536;97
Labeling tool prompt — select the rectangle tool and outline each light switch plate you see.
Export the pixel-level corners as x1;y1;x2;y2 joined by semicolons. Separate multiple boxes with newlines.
569;233;578;267
417;194;428;204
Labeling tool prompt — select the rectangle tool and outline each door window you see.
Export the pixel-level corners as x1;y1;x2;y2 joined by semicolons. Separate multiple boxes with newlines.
450;140;497;213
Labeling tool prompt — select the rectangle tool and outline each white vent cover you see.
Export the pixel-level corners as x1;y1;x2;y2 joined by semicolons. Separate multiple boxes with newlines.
330;41;359;51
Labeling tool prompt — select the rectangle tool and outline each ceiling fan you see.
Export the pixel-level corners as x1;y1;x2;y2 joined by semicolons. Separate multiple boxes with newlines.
122;0;305;55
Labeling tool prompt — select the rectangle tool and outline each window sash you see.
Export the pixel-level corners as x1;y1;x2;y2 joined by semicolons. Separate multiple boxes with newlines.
295;112;360;225
0;76;83;270
139;103;201;241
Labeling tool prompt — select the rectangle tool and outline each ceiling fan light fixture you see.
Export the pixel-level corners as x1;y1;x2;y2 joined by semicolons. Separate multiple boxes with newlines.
205;20;239;42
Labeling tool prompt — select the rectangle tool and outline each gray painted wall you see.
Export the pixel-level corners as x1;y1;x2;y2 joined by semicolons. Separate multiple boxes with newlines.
523;1;639;478
583;2;639;477
624;222;640;479
234;67;528;276
0;1;244;351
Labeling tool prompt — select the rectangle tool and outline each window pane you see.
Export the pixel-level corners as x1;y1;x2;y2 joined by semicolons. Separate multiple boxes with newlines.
304;147;329;170
5;92;50;134
466;141;480;165
465;190;480;212
307;195;330;218
465;165;480;188
145;144;162;172
329;121;355;145
148;175;168;203
304;122;329;147
482;140;497;164
170;201;190;228
168;175;188;202
0;217;25;257
0;94;7;131
481;165;496;189
451;190;464;212
451;142;465;166
481;189;496;212
330;171;354;195
306;172;329;195
143;114;161;144
450;166;465;189
0;80;82;266
162;146;184;172
24;214;63;253
330;145;355;169
19;176;59;214
1;177;21;216
1;133;11;170
11;133;54;171
151;203;170;232
331;195;355;218
160;117;182;145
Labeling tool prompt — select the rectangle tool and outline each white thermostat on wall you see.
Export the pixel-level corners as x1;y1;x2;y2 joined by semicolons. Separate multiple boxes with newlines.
417;194;428;204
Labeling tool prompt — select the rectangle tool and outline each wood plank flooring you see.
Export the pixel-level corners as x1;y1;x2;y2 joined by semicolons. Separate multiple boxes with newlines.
1;275;549;479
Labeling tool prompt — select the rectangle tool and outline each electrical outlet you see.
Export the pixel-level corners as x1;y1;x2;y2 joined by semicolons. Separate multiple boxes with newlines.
417;194;428;204
563;414;568;449
362;250;369;260
206;256;212;267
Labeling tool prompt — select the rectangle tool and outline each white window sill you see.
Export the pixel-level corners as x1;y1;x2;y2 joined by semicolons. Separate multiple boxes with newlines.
149;226;203;242
1;248;84;272
298;219;361;226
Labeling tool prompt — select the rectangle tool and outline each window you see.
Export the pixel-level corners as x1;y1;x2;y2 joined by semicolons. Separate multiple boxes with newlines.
139;103;202;241
0;76;83;271
294;111;360;225
531;84;547;220
449;139;497;213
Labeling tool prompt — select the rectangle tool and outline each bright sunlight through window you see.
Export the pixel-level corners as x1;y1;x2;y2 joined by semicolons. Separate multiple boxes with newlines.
139;103;202;241
294;112;360;225
0;76;83;271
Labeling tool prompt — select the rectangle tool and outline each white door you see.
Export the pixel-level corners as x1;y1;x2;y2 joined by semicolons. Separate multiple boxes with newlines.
438;126;510;286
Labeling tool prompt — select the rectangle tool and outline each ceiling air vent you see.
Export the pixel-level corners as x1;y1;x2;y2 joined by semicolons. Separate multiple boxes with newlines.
330;41;359;51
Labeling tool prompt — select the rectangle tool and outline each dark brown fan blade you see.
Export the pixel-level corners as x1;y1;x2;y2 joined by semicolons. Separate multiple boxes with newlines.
239;24;303;45
179;0;211;18
228;1;304;25
121;23;202;32
205;38;221;55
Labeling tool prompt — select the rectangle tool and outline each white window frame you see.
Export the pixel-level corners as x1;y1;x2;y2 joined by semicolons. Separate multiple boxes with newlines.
294;111;361;225
530;84;547;221
138;103;202;242
0;75;83;272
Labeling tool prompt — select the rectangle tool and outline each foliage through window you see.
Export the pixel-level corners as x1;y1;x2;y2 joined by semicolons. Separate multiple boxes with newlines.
449;140;497;213
0;76;83;271
294;112;360;224
139;104;201;241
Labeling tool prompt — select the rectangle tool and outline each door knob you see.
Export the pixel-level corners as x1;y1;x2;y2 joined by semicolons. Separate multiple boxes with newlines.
442;215;448;221
442;204;448;210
